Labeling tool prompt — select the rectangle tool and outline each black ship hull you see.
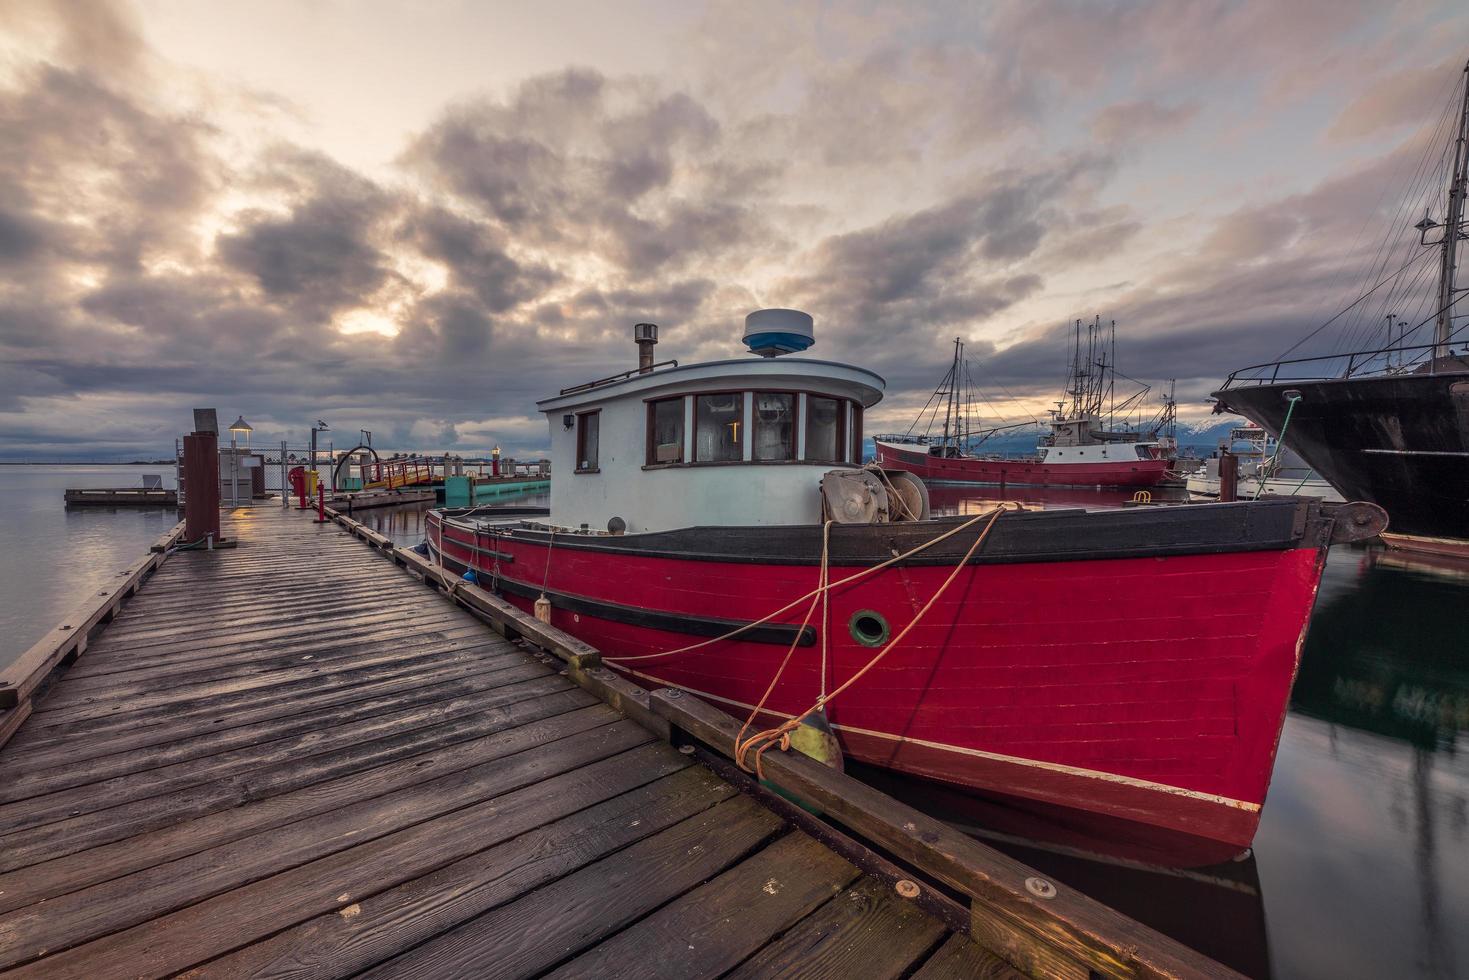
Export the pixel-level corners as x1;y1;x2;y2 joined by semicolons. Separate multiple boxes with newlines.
1214;370;1469;540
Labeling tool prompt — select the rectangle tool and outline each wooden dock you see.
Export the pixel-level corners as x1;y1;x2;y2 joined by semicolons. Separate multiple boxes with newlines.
63;487;177;507
329;487;438;511
0;505;1236;979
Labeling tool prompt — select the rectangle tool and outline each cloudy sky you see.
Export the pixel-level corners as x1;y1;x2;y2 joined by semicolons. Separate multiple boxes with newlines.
1;0;1466;459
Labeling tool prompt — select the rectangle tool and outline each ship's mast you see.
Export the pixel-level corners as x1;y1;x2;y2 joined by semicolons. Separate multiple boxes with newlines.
941;336;963;452
1432;60;1469;359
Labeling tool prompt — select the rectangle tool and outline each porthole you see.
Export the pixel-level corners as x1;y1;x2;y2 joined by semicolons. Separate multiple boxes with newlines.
849;610;890;647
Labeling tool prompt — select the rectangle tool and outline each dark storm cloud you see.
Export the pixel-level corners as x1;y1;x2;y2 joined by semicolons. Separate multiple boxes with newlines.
2;0;1464;459
782;157;1112;393
399;205;559;314
0;206;55;265
0;63;216;272
217;150;399;319
404;68;768;277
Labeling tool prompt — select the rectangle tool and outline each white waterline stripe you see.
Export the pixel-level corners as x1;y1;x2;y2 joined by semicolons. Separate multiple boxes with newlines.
619;666;1260;813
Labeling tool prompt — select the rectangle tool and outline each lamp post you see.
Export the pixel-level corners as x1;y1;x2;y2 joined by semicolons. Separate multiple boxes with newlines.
310;420;330;493
228;415;253;508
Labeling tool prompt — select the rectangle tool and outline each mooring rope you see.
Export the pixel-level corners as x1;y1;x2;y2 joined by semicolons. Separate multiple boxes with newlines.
1253;393;1303;500
599;504;1019;666
733;505;1006;780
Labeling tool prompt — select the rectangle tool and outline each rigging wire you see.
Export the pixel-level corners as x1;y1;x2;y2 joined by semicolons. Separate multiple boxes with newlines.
1276;69;1463;362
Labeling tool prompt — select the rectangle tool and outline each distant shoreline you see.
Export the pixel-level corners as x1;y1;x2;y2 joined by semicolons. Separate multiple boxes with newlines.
0;461;175;466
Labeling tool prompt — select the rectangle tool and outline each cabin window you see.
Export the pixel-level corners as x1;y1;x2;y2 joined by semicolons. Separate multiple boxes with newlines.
753;392;796;461
647;397;684;464
805;396;843;462
850;403;864;463
575;411;600;472
695;393;744;462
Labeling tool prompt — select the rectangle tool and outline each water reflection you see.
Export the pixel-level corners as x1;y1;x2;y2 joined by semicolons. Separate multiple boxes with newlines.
1261;547;1467;980
0;465;180;667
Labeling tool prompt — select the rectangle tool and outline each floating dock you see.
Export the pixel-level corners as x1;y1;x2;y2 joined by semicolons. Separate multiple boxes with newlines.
0;505;1237;979
63;487;178;507
328;487;438;511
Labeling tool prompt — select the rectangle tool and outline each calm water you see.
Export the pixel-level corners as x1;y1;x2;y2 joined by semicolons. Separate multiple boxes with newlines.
0;465;180;666
0;472;1463;977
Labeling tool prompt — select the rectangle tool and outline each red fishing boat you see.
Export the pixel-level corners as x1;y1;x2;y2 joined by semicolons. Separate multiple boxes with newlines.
875;322;1176;489
427;310;1383;864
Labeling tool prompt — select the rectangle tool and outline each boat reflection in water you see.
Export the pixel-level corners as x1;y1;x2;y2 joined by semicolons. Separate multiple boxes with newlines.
864;488;1469;978
1261;547;1468;979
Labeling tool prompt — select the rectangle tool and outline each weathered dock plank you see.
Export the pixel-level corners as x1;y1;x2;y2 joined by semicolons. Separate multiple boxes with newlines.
0;504;1237;979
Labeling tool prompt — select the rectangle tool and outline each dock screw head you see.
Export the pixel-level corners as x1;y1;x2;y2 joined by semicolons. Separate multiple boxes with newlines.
894;879;920;899
663;688;685;699
678;744;696;755
1025;876;1057;899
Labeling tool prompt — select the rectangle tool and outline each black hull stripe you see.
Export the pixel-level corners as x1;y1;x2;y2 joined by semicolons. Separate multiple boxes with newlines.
434;498;1327;568
429;540;816;648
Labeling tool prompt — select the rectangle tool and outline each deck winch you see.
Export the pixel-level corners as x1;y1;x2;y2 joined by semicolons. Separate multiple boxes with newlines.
819;467;931;523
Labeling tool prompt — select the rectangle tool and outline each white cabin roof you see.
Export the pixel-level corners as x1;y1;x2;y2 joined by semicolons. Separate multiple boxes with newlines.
538;357;885;413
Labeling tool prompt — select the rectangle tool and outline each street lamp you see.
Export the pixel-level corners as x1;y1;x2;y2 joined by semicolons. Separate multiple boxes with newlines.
310;420;330;492
227;416;253;507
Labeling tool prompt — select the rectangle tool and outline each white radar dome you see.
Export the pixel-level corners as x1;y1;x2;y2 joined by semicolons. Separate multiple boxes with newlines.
743;309;814;357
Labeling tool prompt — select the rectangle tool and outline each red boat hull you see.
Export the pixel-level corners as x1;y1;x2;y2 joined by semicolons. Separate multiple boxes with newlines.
428;507;1326;862
876;441;1172;488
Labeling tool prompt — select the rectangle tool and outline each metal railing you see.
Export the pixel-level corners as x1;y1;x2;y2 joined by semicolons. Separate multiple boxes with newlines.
362;457;436;490
1218;340;1469;390
558;359;679;396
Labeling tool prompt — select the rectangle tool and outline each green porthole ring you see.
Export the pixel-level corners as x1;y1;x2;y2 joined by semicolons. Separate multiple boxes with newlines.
849;610;890;648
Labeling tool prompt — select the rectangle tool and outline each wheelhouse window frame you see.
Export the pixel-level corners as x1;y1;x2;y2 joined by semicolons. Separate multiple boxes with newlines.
752;390;798;462
803;394;846;464
644;390;867;467
692;390;747;463
574;409;601;474
645;395;686;466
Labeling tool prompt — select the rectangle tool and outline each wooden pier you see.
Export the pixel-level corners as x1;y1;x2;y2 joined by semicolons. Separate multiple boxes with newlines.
0;505;1237;979
63;487;177;507
329;487;438;511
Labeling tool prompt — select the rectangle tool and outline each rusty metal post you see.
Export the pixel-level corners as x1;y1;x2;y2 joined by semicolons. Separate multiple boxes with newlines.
182;431;221;545
1218;451;1239;503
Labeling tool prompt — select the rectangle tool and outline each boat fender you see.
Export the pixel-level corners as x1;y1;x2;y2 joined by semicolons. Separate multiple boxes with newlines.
461;569;478;584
